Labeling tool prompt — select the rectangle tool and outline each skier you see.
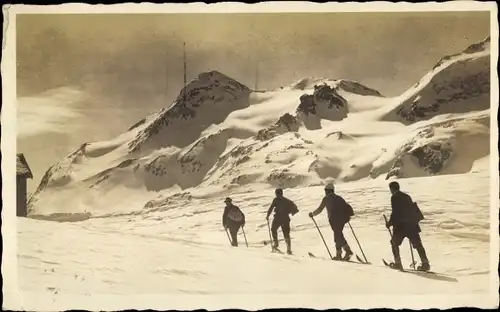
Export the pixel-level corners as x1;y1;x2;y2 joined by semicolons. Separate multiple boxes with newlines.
308;183;354;261
266;188;299;254
386;181;430;271
222;197;246;247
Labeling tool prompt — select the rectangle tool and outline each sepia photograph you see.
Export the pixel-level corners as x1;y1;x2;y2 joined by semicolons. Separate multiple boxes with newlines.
2;2;499;311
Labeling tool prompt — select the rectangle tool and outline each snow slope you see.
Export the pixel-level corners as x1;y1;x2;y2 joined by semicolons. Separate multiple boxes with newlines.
14;163;495;310
9;38;496;310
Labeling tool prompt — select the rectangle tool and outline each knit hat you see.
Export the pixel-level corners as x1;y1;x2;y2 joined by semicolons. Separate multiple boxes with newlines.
324;183;335;190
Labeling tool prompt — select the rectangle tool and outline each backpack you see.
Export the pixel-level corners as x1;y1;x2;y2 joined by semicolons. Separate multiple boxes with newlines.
285;198;299;215
412;202;424;222
345;201;354;218
332;194;353;218
227;206;244;222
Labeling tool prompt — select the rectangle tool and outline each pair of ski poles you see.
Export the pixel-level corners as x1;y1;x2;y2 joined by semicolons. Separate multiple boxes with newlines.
383;214;417;268
265;217;284;252
310;215;369;263
225;225;248;247
224;218;277;250
264;213;368;261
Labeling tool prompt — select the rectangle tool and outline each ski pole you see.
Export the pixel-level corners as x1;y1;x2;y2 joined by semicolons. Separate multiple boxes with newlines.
384;214;415;268
225;227;232;245
409;241;416;268
383;214;393;237
310;215;334;260
266;218;274;252
347;221;369;263
242;226;249;247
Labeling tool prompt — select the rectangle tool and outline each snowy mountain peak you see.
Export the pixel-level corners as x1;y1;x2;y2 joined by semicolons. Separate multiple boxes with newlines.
128;70;251;154
432;36;491;71
380;38;490;125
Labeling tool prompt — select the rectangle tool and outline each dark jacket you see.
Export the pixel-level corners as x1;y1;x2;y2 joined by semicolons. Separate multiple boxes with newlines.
311;193;354;226
267;196;299;221
388;191;424;228
223;204;245;228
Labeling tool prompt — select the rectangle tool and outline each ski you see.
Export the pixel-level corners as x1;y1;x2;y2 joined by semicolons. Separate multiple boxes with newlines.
271;248;294;256
382;258;405;271
356;255;371;264
382;258;436;274
345;254;371;264
272;247;284;254
382;259;458;282
308;252;370;265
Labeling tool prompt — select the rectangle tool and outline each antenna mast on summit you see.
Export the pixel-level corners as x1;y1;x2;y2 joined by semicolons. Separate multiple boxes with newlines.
255;62;259;91
183;42;187;103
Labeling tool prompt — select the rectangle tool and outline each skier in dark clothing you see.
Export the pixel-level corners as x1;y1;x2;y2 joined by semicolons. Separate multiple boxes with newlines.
222;197;245;247
386;181;430;271
309;183;354;261
266;188;299;254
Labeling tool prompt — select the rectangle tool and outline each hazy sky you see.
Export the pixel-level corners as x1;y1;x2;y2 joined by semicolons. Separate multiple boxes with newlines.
16;12;490;191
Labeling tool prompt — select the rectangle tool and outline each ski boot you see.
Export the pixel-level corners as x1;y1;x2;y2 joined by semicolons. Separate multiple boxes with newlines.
389;261;404;271
417;262;430;272
342;245;353;261
416;246;430;271
286;238;292;255
333;248;343;260
272;241;280;252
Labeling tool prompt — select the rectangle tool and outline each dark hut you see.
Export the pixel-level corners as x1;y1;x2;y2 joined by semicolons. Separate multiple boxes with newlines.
16;153;33;217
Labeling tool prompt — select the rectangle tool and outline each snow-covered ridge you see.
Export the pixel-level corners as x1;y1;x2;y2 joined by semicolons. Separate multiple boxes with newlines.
379;36;490;124
433;36;490;71
289;77;383;97
28;38;491;218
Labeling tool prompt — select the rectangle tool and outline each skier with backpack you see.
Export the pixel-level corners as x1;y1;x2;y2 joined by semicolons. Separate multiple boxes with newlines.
308;182;354;261
222;197;246;247
266;188;299;254
385;181;430;271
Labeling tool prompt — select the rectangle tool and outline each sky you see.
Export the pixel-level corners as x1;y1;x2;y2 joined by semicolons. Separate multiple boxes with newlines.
15;11;490;191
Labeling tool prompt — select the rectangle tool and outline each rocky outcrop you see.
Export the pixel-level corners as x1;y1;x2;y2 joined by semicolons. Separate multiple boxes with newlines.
256;113;300;141
411;142;453;173
386;141;453;179
313;83;347;110
337;80;384;97
397;57;490;124
266;168;307;188
385;110;489;180
296;83;349;129
297;94;316;115
297;84;348;115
